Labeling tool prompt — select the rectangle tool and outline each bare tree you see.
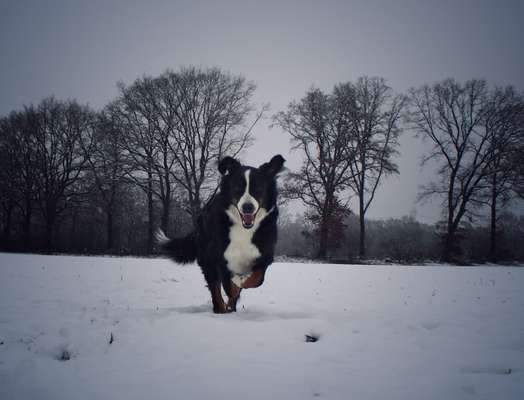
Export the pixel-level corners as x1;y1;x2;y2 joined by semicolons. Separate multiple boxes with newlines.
341;77;406;259
481;86;524;261
0;108;42;249
274;88;353;259
113;78;162;253
114;67;262;252
0;116;18;245
82;107;127;251
408;79;494;262
509;144;524;200
154;67;264;225
507;97;524;201
33;98;93;252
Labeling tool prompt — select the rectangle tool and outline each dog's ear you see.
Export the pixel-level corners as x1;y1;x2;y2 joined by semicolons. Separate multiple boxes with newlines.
218;156;241;175
260;154;285;177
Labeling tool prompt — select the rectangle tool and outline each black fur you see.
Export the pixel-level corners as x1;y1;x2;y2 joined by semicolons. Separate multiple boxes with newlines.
159;155;285;312
162;231;197;264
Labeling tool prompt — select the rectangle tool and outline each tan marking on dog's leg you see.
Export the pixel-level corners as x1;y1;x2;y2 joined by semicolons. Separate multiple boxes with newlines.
209;282;228;313
241;269;266;288
226;283;242;312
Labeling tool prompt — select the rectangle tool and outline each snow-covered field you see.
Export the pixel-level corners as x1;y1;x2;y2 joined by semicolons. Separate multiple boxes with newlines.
1;253;523;400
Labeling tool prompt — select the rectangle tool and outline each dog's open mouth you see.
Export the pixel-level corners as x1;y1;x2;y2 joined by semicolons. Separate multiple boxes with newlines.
239;211;257;229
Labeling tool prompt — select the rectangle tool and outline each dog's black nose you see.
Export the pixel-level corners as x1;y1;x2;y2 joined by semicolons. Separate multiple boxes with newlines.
241;203;255;214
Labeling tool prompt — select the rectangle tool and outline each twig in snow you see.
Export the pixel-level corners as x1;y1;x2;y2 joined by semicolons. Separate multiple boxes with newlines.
305;334;319;343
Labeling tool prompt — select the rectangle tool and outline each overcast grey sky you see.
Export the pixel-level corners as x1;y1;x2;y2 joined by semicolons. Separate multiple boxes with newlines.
1;0;523;222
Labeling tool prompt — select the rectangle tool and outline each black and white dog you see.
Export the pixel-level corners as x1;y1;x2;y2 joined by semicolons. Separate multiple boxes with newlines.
158;155;285;313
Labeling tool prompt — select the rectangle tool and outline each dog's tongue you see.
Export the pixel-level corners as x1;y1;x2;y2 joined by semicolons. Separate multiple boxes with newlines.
242;213;255;226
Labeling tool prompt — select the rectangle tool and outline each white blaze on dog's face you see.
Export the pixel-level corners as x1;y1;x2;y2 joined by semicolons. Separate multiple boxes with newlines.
224;167;265;229
236;169;259;228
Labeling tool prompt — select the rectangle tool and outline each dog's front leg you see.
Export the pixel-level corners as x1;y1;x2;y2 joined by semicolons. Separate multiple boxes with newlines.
208;282;229;313
225;283;242;312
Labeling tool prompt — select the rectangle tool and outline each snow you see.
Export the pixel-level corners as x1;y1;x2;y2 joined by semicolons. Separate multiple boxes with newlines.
1;253;523;400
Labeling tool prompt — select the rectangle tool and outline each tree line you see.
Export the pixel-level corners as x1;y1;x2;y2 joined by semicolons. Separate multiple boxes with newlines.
1;67;523;263
0;67;262;254
276;212;524;264
275;78;524;263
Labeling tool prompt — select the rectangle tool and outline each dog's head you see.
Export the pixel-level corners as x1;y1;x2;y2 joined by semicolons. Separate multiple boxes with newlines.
218;154;285;229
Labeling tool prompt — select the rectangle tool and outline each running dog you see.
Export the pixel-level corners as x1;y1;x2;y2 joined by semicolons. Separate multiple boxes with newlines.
157;155;285;313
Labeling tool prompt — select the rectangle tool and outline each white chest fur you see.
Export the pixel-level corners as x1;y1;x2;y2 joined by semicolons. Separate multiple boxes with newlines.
224;205;273;275
224;218;260;274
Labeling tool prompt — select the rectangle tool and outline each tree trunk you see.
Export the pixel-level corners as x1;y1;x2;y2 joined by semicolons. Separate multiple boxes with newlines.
443;184;455;263
147;170;154;254
22;196;32;250
161;198;170;234
358;193;366;259
161;167;171;234
317;219;328;259
442;232;453;263
2;200;14;247
45;215;55;253
106;188;119;252
70;208;77;252
317;193;335;260
489;173;498;262
106;209;114;251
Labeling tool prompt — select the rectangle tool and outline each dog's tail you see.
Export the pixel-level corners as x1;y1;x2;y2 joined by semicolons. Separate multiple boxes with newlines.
156;229;197;263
